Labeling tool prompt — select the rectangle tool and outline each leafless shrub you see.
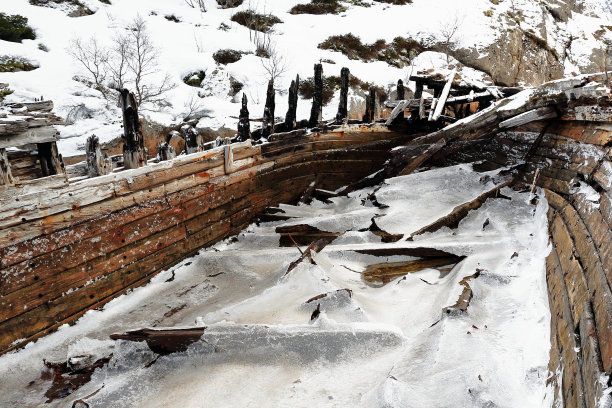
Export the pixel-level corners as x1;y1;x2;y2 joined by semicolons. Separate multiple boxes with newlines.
260;41;287;84
126;16;176;105
67;37;109;97
69;16;175;107
438;14;462;64
184;0;206;12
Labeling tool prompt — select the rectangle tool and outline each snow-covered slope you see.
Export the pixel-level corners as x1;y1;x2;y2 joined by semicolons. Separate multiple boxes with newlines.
0;0;610;157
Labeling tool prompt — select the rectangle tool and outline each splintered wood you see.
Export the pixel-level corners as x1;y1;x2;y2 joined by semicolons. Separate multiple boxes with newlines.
442;269;481;315
363;255;465;285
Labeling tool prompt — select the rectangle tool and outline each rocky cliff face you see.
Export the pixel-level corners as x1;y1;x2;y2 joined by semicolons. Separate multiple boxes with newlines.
449;0;608;86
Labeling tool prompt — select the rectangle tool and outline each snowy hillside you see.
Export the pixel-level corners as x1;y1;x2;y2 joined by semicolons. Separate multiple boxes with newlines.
0;0;610;157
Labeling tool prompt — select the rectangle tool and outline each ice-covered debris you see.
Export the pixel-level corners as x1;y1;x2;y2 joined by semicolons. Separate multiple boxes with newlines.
361;376;412;408
66;337;115;365
113;320;405;363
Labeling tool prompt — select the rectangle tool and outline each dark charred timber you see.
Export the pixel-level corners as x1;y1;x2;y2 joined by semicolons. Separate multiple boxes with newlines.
369;87;376;121
120;89;146;169
309;64;323;128
37;142;63;177
285;75;299;131
110;327;206;355
362;96;371;123
335;67;350;124
86;135;110;177
182;126;201;154
354;247;459;258
284;238;333;275
396;79;405;100
363;256;465;285
262;80;276;138
298;181;317;205
157;142;176;162
238;93;251;142
43;355;112;403
276;224;342;246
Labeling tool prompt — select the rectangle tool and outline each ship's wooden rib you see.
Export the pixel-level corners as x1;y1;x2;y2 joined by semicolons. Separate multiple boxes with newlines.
0;125;416;353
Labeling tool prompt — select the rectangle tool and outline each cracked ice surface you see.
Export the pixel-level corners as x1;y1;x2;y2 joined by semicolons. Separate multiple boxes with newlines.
0;164;553;407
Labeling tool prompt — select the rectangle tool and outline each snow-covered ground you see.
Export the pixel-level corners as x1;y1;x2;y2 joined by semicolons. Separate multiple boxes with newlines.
0;164;553;407
0;0;610;157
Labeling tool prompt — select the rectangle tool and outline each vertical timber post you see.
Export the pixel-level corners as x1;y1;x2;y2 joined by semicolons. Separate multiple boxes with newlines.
335;67;349;124
157;142;176;162
309;63;323;128
262;79;275;138
120;89;146;169
86;134;110;177
396;79;405;100
363;87;376;123
285;75;299;131
0;148;14;185
238;93;251;142
223;137;233;174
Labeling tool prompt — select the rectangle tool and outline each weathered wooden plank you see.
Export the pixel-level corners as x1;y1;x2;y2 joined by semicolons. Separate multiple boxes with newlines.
0;126;57;149
431;69;456;122
499;107;558;129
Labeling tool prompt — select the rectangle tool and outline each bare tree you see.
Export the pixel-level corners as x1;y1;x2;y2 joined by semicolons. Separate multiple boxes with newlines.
126;16;175;105
260;41;288;84
68;16;175;108
68;37;108;97
438;14;463;64
106;32;130;90
184;0;206;12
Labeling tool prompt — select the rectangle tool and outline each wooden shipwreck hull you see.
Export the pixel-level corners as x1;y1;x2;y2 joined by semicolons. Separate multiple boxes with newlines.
0;124;416;354
0;72;611;407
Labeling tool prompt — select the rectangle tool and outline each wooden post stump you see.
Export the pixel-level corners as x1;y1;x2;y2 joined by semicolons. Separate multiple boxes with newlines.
285;75;299;131
120;89;146;169
0;148;14;185
396;79;405;100
157;142;176;161
37;141;64;177
238;94;250;142
309;63;323;128
335;67;349;124
182;126;202;154
363;87;376;123
262;80;275;138
86;135;110;177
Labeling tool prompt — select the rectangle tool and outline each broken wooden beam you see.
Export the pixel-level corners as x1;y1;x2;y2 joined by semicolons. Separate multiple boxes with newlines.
431;69;457;122
284;238;332;275
110;327;206;355
410;178;513;238
442;269;481;315
276;224;343;247
363;255;465;285
498;106;557;129
385;100;410;126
